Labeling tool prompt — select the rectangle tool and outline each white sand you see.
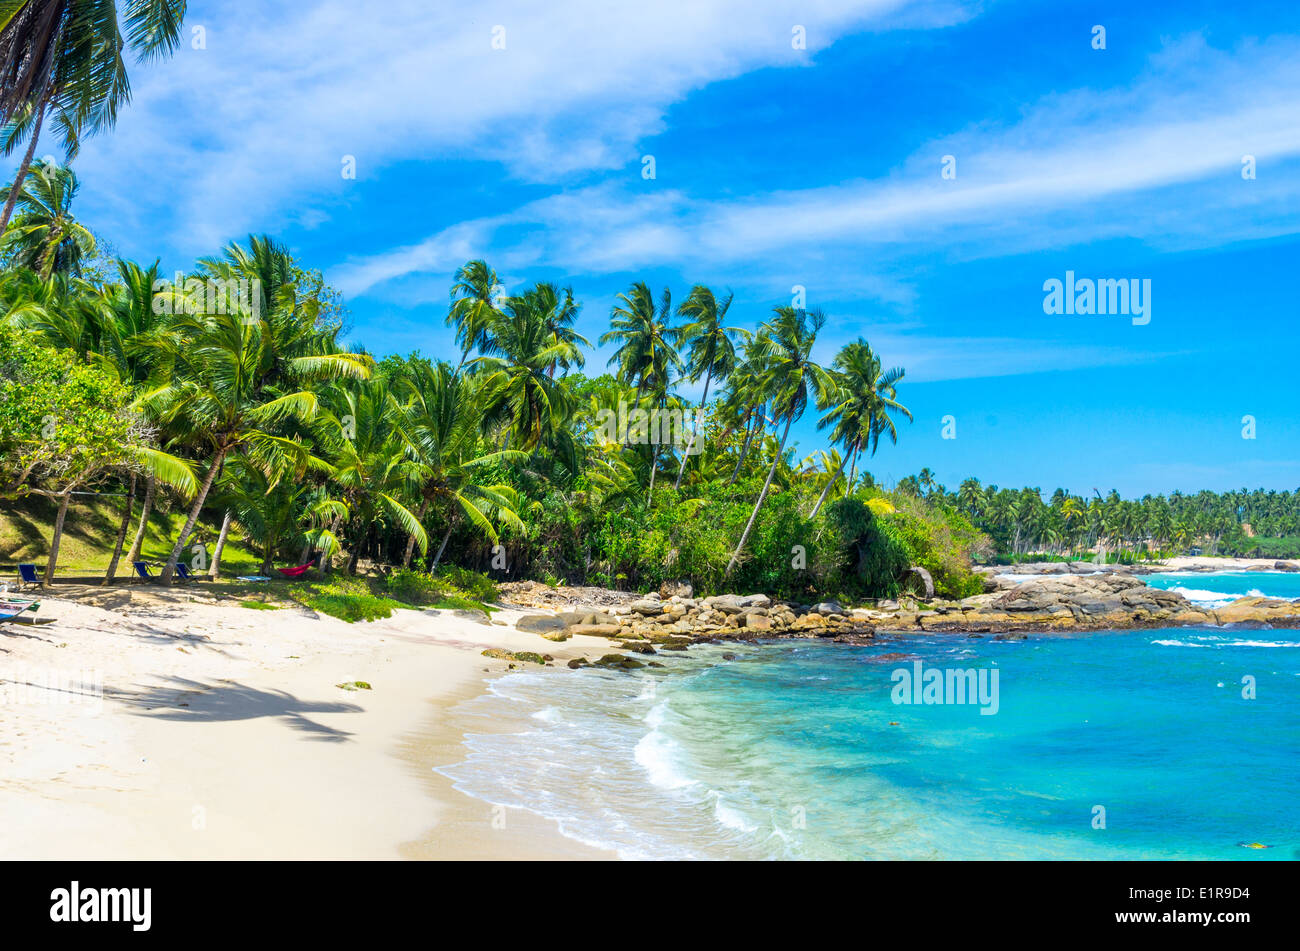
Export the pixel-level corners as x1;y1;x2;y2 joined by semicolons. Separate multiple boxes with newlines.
1153;556;1299;572
0;586;615;859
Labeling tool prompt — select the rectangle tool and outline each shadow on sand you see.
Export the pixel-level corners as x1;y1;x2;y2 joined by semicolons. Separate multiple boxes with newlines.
116;675;364;742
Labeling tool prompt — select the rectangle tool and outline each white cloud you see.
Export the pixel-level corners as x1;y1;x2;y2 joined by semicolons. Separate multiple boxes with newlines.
72;0;963;254
331;33;1300;298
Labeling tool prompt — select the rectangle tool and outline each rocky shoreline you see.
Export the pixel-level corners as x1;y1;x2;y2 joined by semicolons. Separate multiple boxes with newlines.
498;563;1300;661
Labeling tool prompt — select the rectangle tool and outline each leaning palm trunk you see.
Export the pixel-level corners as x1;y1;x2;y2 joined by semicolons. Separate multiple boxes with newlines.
0;93;47;235
808;442;854;521
42;488;72;586
725;414;793;577
429;522;455;572
728;413;759;485
160;448;226;584
208;510;232;579
126;475;156;566
103;473;137;585
674;372;711;490
403;501;430;568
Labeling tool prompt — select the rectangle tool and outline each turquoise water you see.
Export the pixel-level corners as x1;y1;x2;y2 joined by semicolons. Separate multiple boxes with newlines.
440;576;1299;860
1144;570;1300;607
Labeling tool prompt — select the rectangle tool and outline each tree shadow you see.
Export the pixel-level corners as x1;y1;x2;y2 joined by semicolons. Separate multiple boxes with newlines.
116;676;364;742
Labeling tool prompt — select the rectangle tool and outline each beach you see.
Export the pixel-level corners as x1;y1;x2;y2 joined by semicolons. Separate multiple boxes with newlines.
0;586;612;860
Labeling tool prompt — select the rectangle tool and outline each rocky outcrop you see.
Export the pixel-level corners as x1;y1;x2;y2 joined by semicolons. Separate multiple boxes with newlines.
872;574;1299;633
503;572;1300;667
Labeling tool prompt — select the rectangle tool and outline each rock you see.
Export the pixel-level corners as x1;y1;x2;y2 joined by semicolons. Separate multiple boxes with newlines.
744;614;773;632
629;599;665;616
659;579;694;599
993;632;1028;641
515;614;567;634
538;630;572;642
567;623;622;638
813;601;843;616
703;595;745;614
567;658;590;669
737;594;771;609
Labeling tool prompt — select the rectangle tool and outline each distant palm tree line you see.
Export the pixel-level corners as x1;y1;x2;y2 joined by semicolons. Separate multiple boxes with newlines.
907;473;1300;560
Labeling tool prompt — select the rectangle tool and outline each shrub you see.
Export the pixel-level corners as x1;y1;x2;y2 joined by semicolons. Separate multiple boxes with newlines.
384;568;448;606
437;565;499;603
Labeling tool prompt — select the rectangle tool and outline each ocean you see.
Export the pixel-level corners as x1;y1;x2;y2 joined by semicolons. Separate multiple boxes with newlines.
437;573;1299;859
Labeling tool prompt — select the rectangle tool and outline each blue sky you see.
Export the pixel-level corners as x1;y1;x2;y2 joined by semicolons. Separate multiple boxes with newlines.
49;0;1300;496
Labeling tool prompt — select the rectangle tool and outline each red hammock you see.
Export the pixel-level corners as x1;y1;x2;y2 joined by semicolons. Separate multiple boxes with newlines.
277;555;320;579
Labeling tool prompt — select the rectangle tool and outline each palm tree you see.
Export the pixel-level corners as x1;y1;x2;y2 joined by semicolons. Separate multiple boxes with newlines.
397;360;526;570
601;282;681;499
0;0;188;233
141;244;372;583
601;281;681;405
0;158;93;275
808;339;911;520
725;307;834;576
673;284;747;489
446;259;502;376
475;299;578;452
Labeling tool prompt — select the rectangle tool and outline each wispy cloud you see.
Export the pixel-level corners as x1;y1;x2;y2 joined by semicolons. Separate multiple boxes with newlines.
332;33;1300;299
74;0;964;255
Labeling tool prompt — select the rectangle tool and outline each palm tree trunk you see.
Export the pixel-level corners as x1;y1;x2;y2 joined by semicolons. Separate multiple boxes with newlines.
429;523;454;572
808;443;853;520
403;501;429;568
725;414;793;577
160;447;226;584
0;97;46;235
103;473;137;585
208;510;232;579
728;412;759;485
674;371;710;490
847;443;860;493
126;475;156;567
43;487;72;586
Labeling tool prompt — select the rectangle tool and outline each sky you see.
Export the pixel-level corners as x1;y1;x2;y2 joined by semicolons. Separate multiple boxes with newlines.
45;0;1300;497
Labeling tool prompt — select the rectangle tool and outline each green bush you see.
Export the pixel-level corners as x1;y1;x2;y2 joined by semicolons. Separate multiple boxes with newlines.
437;565;499;603
383;568;448;605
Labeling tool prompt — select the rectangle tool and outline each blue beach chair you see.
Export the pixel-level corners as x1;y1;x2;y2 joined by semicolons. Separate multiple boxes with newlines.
133;562;156;583
17;564;40;589
175;563;200;582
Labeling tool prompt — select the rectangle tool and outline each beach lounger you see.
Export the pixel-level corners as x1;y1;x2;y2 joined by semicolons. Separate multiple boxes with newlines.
0;597;40;625
17;564;40;589
133;562;156;582
175;563;200;582
236;575;271;583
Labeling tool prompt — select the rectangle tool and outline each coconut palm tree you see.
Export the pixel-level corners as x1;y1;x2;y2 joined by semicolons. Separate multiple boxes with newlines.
808;339;911;520
0;158;93;275
725;307;835;576
140;262;372;583
397;360;526;570
475;299;578;452
673;284;747;489
0;0;188;233
446;259;503;376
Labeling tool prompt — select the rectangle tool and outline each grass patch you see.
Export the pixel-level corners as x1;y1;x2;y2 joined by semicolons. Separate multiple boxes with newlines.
434;595;497;617
241;599;281;611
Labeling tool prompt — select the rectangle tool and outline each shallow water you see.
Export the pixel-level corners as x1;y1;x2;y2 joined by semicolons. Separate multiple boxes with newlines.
1144;570;1300;607
438;576;1299;860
